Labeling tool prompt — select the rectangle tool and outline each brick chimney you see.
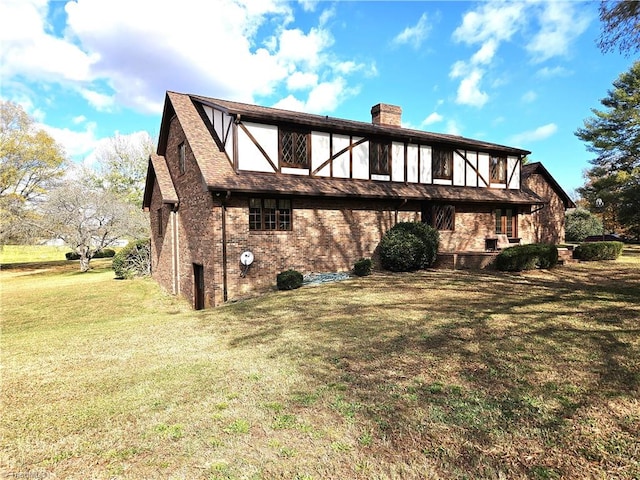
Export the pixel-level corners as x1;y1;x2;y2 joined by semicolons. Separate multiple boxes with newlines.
371;103;402;127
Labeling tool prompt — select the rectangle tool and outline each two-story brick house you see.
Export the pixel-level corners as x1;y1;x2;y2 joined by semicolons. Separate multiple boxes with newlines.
143;91;574;308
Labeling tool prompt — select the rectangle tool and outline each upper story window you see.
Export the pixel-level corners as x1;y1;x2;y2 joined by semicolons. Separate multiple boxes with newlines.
432;148;453;180
279;128;310;168
370;140;391;175
178;142;186;175
490;155;507;184
249;198;292;231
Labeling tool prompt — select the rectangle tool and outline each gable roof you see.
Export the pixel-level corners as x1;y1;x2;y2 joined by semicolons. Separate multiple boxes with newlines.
522;162;576;209
142;153;178;210
153;91;542;205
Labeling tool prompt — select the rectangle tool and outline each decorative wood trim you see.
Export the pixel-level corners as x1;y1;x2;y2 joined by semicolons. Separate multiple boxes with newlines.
312;136;367;177
456;149;488;187
507;157;518;188
232;122;238;172
238;122;278;173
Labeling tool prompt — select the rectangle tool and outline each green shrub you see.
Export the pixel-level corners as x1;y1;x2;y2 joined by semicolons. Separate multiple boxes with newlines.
66;248;116;260
379;222;439;272
112;239;150;279
565;208;603;242
353;258;372;277
495;244;558;272
573;241;624;261
276;269;303;290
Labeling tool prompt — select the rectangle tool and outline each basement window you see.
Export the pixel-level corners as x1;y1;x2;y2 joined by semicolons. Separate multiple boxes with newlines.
249;198;292;231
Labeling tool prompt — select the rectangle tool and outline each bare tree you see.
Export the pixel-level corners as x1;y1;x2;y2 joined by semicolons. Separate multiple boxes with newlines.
39;180;148;272
598;0;640;56
89;132;154;208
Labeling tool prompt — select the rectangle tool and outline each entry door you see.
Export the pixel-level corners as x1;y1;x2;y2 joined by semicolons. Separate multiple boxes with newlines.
193;264;204;310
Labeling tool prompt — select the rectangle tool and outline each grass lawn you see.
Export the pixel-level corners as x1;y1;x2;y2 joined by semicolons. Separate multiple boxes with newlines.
0;244;70;264
1;250;639;479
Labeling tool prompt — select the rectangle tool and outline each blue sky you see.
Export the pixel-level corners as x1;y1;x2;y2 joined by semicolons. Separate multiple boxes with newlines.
1;0;636;195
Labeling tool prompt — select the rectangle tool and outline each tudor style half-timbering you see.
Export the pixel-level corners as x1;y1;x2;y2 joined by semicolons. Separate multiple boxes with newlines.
143;91;574;309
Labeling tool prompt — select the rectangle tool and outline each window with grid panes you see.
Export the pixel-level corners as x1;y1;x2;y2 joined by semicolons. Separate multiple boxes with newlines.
490;156;507;183
495;207;517;237
249;198;292;231
432;148;453;180
279;128;309;168
369;140;391;175
433;204;455;231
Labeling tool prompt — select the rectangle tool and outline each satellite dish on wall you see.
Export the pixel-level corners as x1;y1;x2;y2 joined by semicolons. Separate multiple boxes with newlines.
240;251;254;266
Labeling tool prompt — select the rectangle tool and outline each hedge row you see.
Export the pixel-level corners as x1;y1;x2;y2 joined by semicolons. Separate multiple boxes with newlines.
573;241;624;261
495;244;558;271
65;249;116;260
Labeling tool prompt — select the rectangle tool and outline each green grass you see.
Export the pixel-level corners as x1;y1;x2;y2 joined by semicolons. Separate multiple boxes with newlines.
1;248;639;479
0;244;70;264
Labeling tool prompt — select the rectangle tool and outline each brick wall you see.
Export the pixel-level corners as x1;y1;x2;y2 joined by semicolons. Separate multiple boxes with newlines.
521;173;566;244
221;196;421;301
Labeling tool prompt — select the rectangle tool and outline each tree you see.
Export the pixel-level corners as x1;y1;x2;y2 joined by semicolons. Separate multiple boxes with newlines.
575;61;640;237
0;100;67;244
89;132;154;208
565;208;603;242
39;180;148;272
597;0;640;56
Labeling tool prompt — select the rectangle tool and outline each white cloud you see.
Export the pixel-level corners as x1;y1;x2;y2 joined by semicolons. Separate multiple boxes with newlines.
521;91;537;103
39;121;99;160
509;123;558;146
453;2;525;45
445;120;461;136
392;13;431;49
471;39;498;65
287;72;318;91
0;0;98;83
527;2;591;63
422;112;443;126
452;68;488;108
1;0;364;117
536;66;572;79
79;89;115;112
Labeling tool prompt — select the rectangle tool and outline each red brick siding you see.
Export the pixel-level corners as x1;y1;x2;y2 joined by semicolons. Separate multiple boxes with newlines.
521;173;566;244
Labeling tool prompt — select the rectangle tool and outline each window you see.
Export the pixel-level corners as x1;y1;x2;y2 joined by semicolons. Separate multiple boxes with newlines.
178;142;186;175
157;208;163;236
490;155;507;184
432;148;453;180
370;140;391;175
423;204;455;231
249;198;292;231
495;207;517;237
280;128;309;168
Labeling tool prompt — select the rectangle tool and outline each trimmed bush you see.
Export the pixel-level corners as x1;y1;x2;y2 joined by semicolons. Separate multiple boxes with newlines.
353;258;372;277
112;239;150;279
495;244;558;272
276;269;303;290
573;241;623;261
379;222;439;272
66;248;116;260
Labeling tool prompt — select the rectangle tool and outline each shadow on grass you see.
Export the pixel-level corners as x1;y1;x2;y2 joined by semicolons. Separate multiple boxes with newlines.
216;260;640;477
